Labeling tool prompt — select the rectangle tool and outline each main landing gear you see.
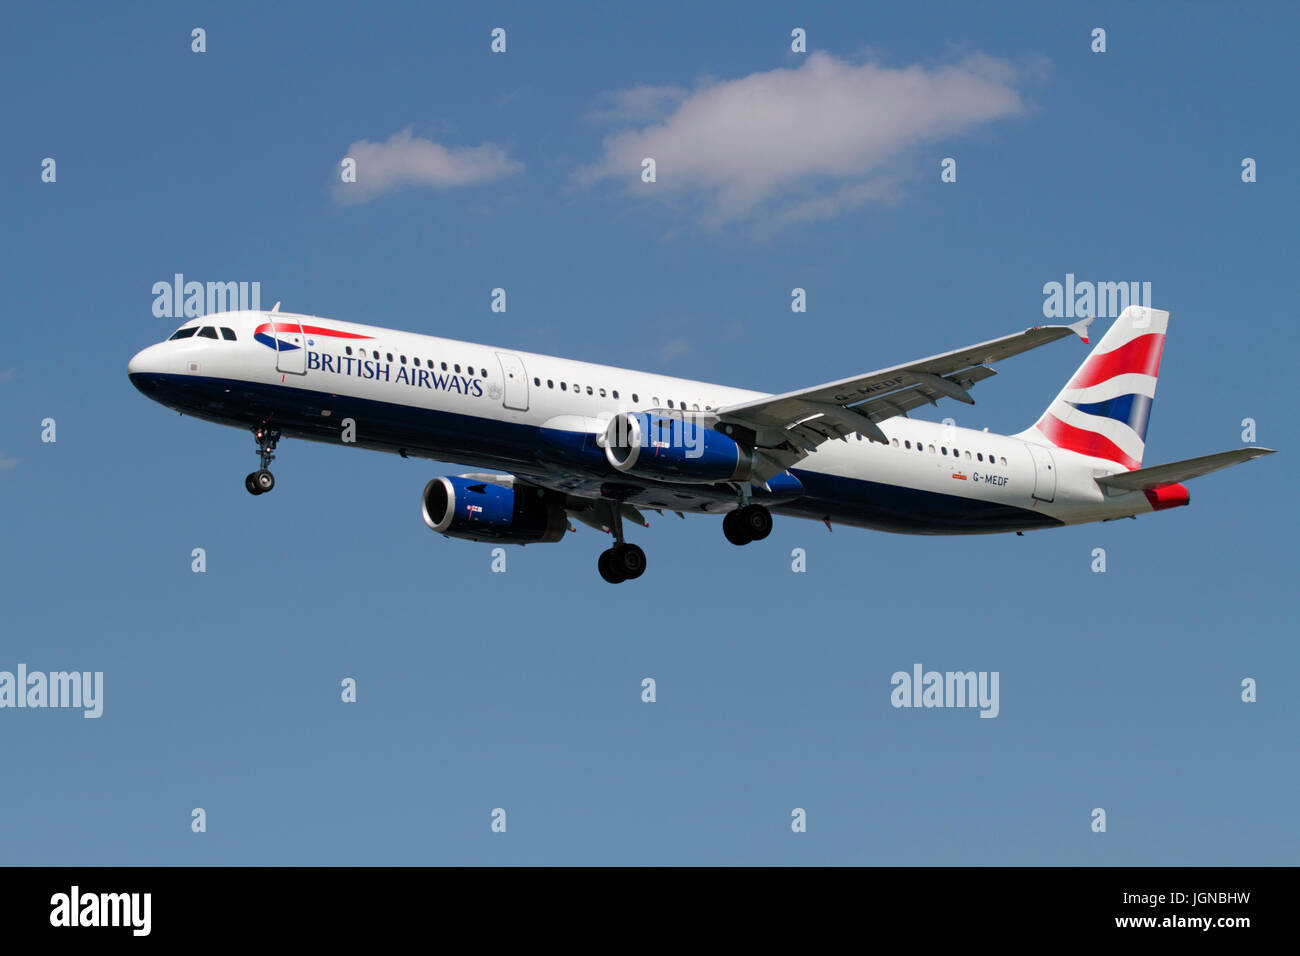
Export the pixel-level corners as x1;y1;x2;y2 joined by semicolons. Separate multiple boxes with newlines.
723;503;773;546
244;426;280;496
597;505;646;584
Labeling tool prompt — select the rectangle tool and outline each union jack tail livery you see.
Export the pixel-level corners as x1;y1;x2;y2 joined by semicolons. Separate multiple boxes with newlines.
1019;305;1167;470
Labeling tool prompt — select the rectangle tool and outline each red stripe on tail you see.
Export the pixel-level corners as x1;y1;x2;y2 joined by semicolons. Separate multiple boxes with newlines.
1069;333;1165;388
1035;414;1142;469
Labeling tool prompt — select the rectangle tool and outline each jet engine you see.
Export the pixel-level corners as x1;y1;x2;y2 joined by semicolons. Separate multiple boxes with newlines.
421;476;567;544
603;412;754;483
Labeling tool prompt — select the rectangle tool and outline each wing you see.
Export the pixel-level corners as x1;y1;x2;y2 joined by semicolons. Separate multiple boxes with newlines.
710;318;1093;480
1095;448;1276;491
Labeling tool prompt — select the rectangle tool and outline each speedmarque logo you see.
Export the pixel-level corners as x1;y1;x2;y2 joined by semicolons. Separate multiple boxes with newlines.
50;885;151;936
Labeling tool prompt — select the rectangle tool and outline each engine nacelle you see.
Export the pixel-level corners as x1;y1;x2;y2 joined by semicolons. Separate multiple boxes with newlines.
421;476;567;544
603;412;754;483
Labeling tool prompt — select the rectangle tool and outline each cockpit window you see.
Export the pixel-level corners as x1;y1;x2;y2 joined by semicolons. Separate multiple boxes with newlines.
168;327;198;340
220;327;237;341
197;327;218;339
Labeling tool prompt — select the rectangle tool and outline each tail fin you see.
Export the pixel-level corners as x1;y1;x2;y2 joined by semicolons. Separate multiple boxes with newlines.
1017;305;1169;470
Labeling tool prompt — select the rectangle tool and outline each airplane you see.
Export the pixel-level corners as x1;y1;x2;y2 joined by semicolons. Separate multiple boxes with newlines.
127;304;1274;582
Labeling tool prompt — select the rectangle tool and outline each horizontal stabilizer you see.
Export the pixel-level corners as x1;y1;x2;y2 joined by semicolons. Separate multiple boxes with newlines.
1096;448;1276;491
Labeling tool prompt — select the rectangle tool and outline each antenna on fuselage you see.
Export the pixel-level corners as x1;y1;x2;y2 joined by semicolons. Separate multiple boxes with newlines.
271;302;281;312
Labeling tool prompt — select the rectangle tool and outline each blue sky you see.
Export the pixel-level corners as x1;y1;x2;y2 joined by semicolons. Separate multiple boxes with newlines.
1;1;1295;864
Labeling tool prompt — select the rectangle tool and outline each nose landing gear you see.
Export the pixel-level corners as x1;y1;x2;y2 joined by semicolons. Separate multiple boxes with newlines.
245;426;280;496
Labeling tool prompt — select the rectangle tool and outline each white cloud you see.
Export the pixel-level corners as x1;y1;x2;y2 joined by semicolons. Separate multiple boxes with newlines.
0;452;16;471
658;337;691;362
586;83;689;123
578;52;1031;227
335;128;522;203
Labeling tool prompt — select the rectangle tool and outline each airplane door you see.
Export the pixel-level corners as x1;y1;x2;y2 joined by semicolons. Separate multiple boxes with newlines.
275;318;307;375
496;351;528;411
1027;444;1057;502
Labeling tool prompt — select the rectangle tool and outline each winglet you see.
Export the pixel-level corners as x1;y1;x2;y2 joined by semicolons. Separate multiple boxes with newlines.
1068;316;1093;344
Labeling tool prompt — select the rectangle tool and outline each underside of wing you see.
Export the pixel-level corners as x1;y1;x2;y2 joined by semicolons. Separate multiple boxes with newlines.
710;318;1091;480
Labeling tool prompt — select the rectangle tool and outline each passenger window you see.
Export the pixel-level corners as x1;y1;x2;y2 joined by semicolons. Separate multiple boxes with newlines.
168;327;197;340
941;447;947;456
454;364;460;373
534;377;541;386
612;390;619;399
977;453;983;462
667;400;674;408
547;380;553;388
929;445;936;453
220;327;237;341
373;351;380;360
586;386;593;395
386;353;393;362
599;388;606;397
481;368;487;378
1000;456;1006;465
345;346;353;355
965;451;971;460
400;355;407;364
413;357;420;366
561;382;567;391
197;326;218;339
905;440;911;449
441;362;447;371
632;393;638;402
891;438;899;447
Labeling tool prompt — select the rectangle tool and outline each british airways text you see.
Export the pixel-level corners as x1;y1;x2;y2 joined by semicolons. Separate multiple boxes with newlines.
306;351;484;397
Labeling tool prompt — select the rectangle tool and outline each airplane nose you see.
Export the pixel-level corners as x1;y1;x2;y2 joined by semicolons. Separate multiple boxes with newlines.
128;343;165;377
127;343;171;395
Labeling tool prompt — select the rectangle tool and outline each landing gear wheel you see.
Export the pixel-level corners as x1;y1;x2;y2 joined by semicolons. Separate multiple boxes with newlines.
741;504;772;541
598;548;626;584
246;426;281;497
723;509;752;546
723;505;773;545
614;543;646;580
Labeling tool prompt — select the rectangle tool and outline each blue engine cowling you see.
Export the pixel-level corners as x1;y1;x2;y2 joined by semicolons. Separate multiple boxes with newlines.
603;412;754;483
421;476;567;543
